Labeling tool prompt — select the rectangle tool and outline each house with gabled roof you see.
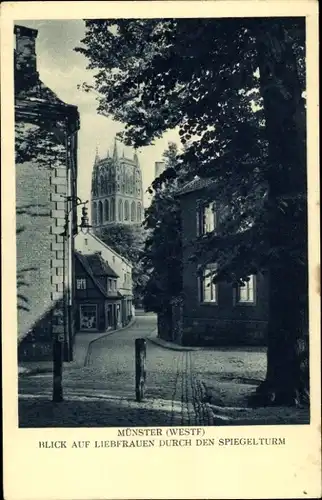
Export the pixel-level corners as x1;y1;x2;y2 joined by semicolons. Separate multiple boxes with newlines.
74;251;124;331
75;231;134;329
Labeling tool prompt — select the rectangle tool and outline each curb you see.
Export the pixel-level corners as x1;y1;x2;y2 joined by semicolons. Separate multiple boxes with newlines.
84;317;137;366
145;333;196;352
19;318;138;375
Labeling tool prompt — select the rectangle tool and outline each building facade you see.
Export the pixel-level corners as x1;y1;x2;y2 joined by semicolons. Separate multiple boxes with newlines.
74;252;124;332
177;178;269;346
91;139;144;229
75;231;133;326
15;25;80;361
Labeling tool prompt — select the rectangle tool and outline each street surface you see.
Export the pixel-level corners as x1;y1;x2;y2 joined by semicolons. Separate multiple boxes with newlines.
19;314;215;427
19;314;308;426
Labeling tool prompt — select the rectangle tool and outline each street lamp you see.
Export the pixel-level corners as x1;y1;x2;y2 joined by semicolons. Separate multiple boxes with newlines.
52;196;91;402
79;203;91;234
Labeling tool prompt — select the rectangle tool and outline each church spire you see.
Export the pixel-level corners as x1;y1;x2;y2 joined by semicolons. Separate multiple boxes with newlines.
94;146;100;165
133;149;139;166
113;137;119;161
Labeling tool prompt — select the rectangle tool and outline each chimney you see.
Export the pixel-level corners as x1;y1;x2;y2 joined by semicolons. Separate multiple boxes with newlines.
14;25;39;87
155;161;166;178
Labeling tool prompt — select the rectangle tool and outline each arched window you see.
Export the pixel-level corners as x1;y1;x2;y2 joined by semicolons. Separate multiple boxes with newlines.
92;202;97;226
118;199;123;221
104;199;109;222
137;202;141;222
131;201;136;221
98;201;103;225
124;200;129;221
99;175;104;195
110;198;115;221
131;173;135;194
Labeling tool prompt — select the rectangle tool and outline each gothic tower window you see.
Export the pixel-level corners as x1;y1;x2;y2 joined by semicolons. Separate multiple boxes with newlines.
100;175;104;196
98;200;103;225
131;173;135;194
131;201;136;222
110;197;115;221
137;202;141;222
124;200;129;221
104;199;109;222
92;202;97;226
118;199;123;221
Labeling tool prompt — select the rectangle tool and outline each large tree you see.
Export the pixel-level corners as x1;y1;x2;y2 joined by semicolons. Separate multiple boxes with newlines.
141;142;184;319
76;18;308;405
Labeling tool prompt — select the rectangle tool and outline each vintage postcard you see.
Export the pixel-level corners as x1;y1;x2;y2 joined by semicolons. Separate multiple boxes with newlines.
1;1;321;499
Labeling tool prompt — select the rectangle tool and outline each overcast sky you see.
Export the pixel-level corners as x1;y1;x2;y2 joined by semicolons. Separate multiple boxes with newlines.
18;19;181;207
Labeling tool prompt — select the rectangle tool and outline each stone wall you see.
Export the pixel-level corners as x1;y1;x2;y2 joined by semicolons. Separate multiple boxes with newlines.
17;152;71;361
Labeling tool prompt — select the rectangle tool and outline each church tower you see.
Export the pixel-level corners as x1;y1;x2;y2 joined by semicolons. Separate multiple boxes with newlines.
91;138;144;229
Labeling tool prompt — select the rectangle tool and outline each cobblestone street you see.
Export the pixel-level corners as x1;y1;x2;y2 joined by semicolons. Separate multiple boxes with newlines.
19;314;309;427
19;314;215;427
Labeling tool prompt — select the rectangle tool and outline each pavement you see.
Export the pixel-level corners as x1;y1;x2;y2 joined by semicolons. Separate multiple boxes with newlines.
18;313;309;427
18;314;216;427
18;317;137;375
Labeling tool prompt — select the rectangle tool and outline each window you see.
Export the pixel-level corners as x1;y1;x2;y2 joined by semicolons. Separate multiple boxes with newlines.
197;202;217;235
118;199;123;221
131;201;136;221
199;265;217;303
110;198;115;220
80;304;97;330
137;202;142;221
124;200;129;221
236;275;256;304
108;279;112;291
84;238;88;246
104;199;109;222
92;202;97;227
112;280;116;291
76;278;86;290
98;201;103;225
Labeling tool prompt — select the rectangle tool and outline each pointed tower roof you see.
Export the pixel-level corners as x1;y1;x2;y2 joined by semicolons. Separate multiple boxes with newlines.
113;137;119;161
94;146;100;165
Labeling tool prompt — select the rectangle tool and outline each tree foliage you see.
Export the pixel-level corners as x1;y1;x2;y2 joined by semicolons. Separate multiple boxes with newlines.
76;18;308;406
141;142;184;313
96;223;148;305
15;121;66;167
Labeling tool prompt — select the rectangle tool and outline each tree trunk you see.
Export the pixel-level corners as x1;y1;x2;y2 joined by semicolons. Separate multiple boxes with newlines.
251;20;309;406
